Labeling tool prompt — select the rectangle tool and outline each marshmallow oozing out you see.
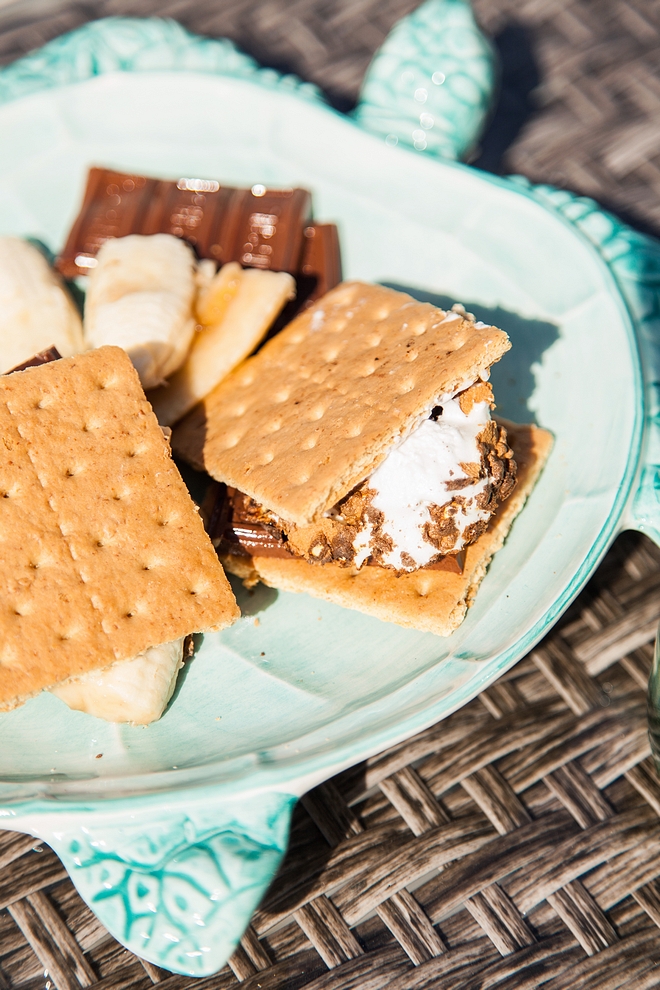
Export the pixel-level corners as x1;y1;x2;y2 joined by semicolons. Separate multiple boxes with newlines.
351;386;496;571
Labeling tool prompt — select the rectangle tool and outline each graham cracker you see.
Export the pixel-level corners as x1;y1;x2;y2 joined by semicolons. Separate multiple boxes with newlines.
0;346;239;710
223;422;553;636
173;282;510;525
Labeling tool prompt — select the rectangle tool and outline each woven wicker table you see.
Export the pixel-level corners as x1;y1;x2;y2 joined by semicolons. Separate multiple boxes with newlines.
2;2;660;988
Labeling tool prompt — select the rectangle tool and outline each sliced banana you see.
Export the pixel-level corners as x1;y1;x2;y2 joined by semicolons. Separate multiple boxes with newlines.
148;265;295;426
83;234;197;390
49;637;186;725
0;237;84;372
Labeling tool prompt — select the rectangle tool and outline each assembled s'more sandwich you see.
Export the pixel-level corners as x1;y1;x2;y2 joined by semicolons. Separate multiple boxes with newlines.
173;282;552;636
0;346;238;723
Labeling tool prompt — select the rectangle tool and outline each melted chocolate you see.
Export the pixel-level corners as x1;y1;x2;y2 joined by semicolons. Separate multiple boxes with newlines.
209;485;464;573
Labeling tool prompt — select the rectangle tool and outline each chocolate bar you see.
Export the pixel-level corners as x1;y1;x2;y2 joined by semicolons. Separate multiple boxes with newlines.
56;169;312;278
265;223;343;340
7;346;62;374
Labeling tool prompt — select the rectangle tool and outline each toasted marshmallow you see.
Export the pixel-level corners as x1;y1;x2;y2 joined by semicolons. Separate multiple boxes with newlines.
353;384;510;571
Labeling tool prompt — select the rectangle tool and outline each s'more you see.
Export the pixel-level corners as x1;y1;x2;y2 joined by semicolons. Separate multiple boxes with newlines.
173;282;552;636
0;346;238;723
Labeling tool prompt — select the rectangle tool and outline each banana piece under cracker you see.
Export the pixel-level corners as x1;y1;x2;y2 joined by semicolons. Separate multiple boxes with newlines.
49;637;185;725
83;234;197;390
148;265;295;427
0;237;84;372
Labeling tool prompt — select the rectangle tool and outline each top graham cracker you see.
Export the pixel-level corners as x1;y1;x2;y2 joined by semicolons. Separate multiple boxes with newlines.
0;346;238;709
173;282;510;524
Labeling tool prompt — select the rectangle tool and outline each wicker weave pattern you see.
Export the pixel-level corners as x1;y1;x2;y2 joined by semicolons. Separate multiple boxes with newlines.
1;532;659;988
2;1;660;986
1;0;659;231
472;0;660;234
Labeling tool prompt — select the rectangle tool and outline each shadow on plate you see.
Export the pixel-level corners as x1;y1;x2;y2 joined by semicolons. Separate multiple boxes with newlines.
230;576;279;616
382;283;559;424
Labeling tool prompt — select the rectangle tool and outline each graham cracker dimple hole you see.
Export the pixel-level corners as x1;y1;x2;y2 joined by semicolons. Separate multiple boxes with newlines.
323;347;340;362
300;436;317;449
128;444;149;458
415;575;432;597
410;322;427;336
358;363;376;378
273;388;290;403
230;404;247;418
263;419;282;434
258;451;274;465
307;405;326;421
98;377;120;390
405;349;419;362
83;418;104;432
35;396;53;410
364;334;381;348
398;378;416;394
222;434;241;450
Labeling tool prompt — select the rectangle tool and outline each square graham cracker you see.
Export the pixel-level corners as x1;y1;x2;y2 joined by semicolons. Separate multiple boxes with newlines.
0;346;238;709
223;422;553;637
173;282;510;525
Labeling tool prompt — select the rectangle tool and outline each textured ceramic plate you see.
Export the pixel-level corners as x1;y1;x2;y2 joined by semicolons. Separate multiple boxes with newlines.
0;64;648;974
0;69;640;795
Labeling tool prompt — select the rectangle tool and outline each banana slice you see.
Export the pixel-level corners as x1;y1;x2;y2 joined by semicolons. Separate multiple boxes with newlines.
83;234;197;390
49;638;185;725
0;237;84;372
148;265;295;427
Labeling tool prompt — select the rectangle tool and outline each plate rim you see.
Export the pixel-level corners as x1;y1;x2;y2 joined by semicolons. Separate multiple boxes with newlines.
0;68;644;815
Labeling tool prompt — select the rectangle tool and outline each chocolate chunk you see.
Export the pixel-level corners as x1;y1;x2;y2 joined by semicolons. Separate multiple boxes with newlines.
425;551;465;574
211;486;292;559
212;187;311;272
57;168;157;278
6;347;62;375
141;178;235;257
300;223;342;302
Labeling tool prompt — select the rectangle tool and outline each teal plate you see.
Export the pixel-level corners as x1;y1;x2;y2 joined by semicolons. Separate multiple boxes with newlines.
1;10;660;977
